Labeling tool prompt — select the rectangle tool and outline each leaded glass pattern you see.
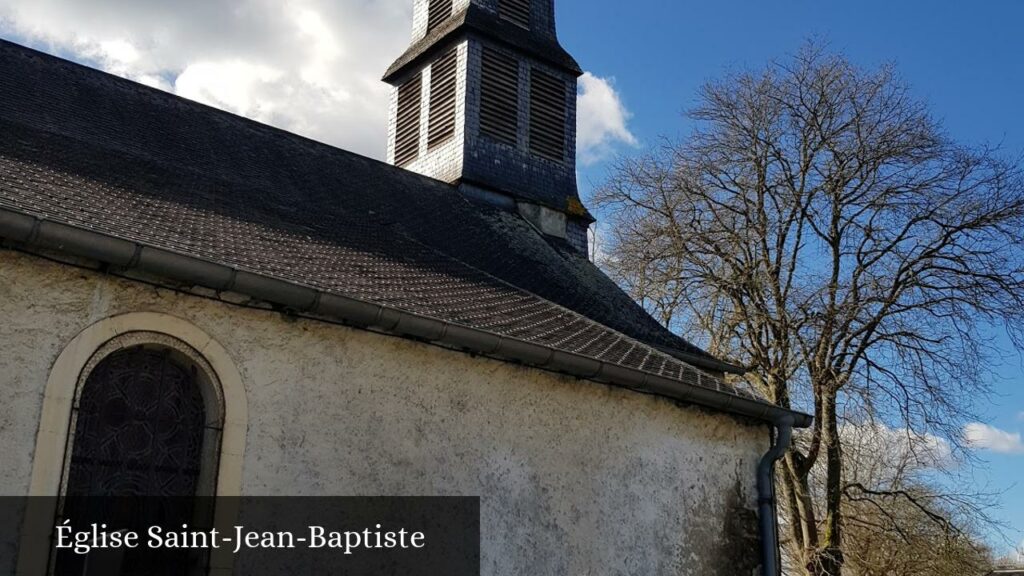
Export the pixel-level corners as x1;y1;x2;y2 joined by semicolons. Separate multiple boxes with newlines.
55;345;208;575
65;346;206;497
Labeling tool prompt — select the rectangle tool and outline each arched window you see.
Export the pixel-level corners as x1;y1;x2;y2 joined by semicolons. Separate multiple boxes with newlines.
65;345;207;497
53;334;225;575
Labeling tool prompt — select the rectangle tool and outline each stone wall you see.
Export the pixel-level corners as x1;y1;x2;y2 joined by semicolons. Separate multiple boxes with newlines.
0;249;768;575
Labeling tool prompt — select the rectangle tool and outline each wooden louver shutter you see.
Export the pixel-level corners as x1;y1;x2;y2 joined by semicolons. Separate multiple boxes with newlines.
428;48;458;150
529;69;567;161
427;0;453;33
499;0;531;29
395;74;422;166
480;48;519;146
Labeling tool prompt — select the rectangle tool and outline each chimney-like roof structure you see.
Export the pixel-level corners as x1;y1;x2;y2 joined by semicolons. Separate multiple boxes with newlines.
382;0;591;248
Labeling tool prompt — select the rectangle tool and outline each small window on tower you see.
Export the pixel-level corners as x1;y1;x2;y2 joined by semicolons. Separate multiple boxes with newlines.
395;73;422;166
480;48;519;146
427;0;454;33
529;68;567;161
428;48;458;150
499;0;531;29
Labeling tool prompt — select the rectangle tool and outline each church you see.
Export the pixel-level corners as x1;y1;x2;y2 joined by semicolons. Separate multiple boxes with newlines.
0;0;810;574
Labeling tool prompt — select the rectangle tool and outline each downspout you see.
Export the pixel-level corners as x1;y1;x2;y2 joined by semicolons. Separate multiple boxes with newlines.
758;414;795;576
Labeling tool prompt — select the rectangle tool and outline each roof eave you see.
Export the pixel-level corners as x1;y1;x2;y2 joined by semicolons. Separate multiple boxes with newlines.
0;206;811;428
2;206;815;426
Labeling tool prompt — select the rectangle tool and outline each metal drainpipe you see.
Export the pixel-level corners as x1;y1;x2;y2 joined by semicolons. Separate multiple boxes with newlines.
758;414;795;576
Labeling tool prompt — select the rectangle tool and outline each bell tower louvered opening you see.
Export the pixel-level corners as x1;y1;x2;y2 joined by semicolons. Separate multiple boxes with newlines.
480;48;519;146
428;48;458;150
394;74;422;166
499;0;531;29
427;0;454;33
385;0;591;252
529;69;567;162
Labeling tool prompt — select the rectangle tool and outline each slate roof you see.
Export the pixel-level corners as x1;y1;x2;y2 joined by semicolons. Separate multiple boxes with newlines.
0;39;763;407
383;4;582;83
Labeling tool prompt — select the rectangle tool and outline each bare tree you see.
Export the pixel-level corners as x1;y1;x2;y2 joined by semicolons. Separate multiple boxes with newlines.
595;42;1024;576
841;488;993;576
820;423;998;575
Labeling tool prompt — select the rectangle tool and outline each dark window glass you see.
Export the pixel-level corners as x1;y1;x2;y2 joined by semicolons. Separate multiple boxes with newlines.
56;346;207;575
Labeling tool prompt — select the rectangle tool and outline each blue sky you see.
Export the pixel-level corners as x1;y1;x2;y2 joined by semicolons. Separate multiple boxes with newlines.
1;0;1021;556
559;0;1024;554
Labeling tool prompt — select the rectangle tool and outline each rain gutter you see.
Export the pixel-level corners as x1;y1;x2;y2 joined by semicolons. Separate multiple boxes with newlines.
0;206;812;430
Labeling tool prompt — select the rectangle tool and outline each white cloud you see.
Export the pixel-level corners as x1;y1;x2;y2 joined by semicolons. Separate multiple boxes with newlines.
0;0;411;158
175;60;283;117
576;72;638;165
964;423;1024;454
840;423;952;482
588;222;614;264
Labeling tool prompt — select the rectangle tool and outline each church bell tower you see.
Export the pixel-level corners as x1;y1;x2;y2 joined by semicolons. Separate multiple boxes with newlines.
383;0;592;253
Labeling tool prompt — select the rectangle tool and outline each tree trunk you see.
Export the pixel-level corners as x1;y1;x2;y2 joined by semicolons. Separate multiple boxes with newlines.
810;391;845;576
782;455;820;574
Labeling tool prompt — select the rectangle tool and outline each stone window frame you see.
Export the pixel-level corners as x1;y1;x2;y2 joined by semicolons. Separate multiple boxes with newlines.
16;312;248;576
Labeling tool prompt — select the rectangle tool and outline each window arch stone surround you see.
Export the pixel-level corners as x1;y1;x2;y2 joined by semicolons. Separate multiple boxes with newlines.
62;331;224;500
17;312;248;576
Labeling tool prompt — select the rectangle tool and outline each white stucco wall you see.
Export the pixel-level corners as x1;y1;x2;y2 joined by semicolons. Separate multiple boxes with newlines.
0;249;769;575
